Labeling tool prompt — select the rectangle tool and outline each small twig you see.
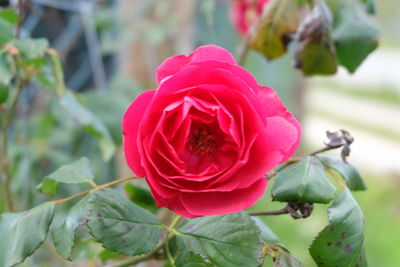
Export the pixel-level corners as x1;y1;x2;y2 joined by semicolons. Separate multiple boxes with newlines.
249;203;313;219
54;175;140;205
248;206;290;217
307;144;341;157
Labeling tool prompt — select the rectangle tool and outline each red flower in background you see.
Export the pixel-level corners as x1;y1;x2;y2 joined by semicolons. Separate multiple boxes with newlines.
231;0;270;35
123;45;301;218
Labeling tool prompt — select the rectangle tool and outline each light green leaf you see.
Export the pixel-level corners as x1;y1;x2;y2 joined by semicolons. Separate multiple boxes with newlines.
271;156;336;204
333;2;379;73
37;157;94;194
0;9;18;24
52;197;92;260
0;51;12;85
294;0;338;75
274;252;304;267
85;189;162;256
0;202;55;267
318;155;367;191
250;0;300;60
60;91;116;161
310;189;367;267
0;17;13;45
251;217;280;244
13;38;49;60
174;213;262;267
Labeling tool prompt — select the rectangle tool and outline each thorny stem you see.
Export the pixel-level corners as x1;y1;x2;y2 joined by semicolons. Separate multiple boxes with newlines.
108;216;182;267
53;175;140;205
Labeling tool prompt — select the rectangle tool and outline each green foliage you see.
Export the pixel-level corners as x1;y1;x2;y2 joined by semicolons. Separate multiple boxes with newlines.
12;38;49;60
294;0;338;75
85;189;162;256
318;155;367;191
173;213;262;267
169;251;214;267
0;202;55;267
333;2;379;73
60;91;116;161
252;217;280;244
250;0;300;60
310;189;367;267
52;197;92;260
271;157;336;204
0;16;14;45
37;157;95;194
0;9;18;24
0;51;12;85
124;183;158;213
0;82;9;104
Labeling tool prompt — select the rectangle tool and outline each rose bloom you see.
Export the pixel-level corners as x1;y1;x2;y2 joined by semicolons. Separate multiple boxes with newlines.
123;45;300;218
230;0;270;35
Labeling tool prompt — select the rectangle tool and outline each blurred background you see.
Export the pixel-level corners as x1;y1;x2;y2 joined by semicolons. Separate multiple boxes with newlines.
2;0;399;266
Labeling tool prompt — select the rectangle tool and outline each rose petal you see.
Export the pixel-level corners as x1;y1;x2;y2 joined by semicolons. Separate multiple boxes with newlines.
122;89;156;177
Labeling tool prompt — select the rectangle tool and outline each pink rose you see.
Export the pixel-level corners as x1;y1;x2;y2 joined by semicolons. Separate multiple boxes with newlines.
230;0;270;35
122;45;301;218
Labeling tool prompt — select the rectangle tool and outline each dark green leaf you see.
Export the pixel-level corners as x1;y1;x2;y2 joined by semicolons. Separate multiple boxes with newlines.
294;0;338;75
0;9;18;24
333;3;379;73
0;202;55;267
310;189;367;267
37;157;94;194
274;252;304;267
0;82;9;103
251;217;280;244
0;17;13;45
361;0;375;14
271;156;336;204
13;38;48;59
85;189;162;256
124;183;158;213
0;51;12;84
60;91;116;161
175;213;262;267
52;197;92;260
318;155;367;191
250;0;300;60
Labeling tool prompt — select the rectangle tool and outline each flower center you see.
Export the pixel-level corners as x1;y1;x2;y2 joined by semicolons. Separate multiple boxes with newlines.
186;125;217;156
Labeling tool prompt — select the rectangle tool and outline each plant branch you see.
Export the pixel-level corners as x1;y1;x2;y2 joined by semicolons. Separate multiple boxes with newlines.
249;203;313;219
53;175;140;205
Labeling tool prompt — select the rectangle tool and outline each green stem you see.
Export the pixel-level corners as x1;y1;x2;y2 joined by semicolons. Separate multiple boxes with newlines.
53;175;140;205
0;57;25;212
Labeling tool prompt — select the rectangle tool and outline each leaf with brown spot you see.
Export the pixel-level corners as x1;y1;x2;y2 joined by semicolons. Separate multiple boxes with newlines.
294;0;338;75
250;0;301;60
310;189;367;267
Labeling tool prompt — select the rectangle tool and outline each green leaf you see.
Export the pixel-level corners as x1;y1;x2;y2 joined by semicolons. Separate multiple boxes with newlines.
13;38;49;60
174;213;262;267
318;155;367;191
60;91;116;161
294;0;338;75
274;252;304;267
85;189;162;256
333;3;379;73
0;51;12;85
250;0;300;60
37;157;94;194
124;183;158;213
271;156;336;204
0;9;18;24
0;202;55;267
168;251;214;267
52;197;92;260
310;189;367;267
251;217;280;244
361;0;375;14
0;17;13;45
99;249;124;262
0;82;9;104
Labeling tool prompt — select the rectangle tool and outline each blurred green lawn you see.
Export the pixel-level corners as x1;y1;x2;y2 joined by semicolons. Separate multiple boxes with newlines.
251;173;400;267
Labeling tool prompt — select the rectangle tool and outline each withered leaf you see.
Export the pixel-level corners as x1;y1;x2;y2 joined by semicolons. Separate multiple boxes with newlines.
250;0;300;60
294;0;338;76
